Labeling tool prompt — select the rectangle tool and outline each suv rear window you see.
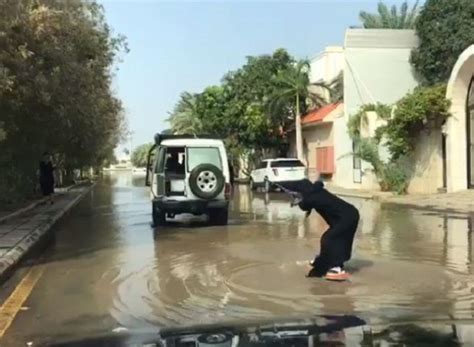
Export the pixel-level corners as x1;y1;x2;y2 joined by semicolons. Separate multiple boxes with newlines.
187;147;222;171
270;160;304;168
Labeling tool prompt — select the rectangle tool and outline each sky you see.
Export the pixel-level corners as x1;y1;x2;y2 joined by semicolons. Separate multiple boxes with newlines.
101;0;413;152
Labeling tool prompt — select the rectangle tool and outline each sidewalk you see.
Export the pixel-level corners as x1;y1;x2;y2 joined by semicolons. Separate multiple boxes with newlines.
0;184;92;280
380;190;474;213
325;184;393;200
326;183;474;213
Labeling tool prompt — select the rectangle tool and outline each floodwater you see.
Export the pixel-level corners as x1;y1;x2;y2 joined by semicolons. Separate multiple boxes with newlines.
2;172;474;345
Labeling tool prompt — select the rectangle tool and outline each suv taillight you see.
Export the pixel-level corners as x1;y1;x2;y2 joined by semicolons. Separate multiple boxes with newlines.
225;183;232;200
272;168;279;176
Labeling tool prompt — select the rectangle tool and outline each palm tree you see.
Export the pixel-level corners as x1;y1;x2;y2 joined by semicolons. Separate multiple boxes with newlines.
271;60;329;161
359;1;419;29
328;72;343;103
167;92;202;135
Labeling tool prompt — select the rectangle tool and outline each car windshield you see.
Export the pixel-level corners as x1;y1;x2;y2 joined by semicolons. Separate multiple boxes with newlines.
3;0;474;346
271;160;305;168
187;147;222;171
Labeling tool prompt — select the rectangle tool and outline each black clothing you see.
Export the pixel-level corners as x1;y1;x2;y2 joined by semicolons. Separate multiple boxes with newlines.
39;161;55;196
283;179;359;277
228;161;234;185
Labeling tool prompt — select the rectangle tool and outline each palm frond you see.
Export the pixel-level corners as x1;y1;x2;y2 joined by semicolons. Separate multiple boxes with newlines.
398;2;408;29
306;92;327;110
405;0;419;28
359;11;381;28
359;1;419;29
378;2;391;28
328;72;343;103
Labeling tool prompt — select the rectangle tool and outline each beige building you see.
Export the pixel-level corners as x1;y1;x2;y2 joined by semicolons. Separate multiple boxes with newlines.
288;103;343;181
341;32;474;194
292;34;473;194
288;47;344;182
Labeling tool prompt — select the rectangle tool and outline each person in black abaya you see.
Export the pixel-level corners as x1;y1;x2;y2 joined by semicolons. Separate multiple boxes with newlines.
283;179;359;281
39;152;55;204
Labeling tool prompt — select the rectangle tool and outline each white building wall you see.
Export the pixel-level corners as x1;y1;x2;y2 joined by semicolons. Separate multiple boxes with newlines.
309;46;344;83
446;45;474;192
335;29;420;190
309;46;344;101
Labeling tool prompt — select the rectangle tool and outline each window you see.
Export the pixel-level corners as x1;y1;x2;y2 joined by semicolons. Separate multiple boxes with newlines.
165;147;185;174
187;147;222;171
154;147;165;173
257;161;268;169
271;160;304;168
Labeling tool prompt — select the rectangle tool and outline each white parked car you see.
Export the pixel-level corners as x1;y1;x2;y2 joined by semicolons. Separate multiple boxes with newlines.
146;134;232;226
249;158;306;192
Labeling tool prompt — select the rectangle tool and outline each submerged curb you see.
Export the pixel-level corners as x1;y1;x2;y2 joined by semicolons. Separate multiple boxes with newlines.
0;184;93;282
0;198;48;225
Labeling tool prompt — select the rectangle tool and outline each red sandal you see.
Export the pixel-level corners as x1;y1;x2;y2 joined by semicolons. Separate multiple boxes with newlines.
325;267;350;281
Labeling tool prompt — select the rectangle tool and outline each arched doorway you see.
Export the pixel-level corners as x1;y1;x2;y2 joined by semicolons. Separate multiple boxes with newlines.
446;45;474;192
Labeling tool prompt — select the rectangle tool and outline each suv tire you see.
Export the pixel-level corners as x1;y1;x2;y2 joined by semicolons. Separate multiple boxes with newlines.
152;202;166;226
208;208;228;226
189;164;225;200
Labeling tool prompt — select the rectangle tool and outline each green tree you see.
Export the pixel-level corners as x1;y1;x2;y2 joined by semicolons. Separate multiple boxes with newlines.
131;143;153;168
223;48;295;151
359;1;419;29
169;49;298;167
271;60;328;160
347;85;450;193
410;0;474;85
0;0;127;203
195;86;231;137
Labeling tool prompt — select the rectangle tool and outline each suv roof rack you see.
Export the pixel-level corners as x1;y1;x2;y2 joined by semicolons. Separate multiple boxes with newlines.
154;133;220;145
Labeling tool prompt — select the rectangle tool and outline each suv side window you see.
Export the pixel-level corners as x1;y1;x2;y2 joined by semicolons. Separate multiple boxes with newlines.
257;161;267;169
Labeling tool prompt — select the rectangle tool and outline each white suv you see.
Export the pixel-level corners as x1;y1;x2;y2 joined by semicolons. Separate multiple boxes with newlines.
250;158;306;192
146;134;232;226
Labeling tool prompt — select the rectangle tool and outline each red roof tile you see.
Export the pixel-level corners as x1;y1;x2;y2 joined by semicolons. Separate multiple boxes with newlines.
301;102;341;125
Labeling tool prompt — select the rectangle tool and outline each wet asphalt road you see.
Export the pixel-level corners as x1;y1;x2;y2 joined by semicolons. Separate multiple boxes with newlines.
1;172;474;345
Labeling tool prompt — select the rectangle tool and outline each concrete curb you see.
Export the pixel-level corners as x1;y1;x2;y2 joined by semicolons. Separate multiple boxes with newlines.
0;184;93;281
0;180;91;225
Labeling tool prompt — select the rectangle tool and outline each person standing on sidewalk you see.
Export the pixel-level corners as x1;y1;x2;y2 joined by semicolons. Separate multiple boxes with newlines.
39;152;55;204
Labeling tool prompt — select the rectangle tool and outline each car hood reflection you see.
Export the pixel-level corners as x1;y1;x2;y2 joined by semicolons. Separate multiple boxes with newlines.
49;315;470;346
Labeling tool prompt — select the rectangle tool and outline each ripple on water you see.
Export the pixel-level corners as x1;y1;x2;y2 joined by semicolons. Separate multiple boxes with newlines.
103;251;474;329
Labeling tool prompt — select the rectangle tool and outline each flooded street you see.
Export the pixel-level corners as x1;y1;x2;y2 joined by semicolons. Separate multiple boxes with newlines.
2;172;474;345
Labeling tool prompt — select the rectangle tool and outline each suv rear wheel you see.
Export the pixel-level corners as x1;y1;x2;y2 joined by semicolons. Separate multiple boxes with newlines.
152;202;166;226
208;208;228;226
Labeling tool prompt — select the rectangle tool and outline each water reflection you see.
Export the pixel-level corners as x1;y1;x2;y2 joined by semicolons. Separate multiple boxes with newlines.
235;184;473;275
51;318;474;346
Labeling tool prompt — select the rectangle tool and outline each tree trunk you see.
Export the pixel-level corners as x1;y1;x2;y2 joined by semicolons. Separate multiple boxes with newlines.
295;93;304;161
